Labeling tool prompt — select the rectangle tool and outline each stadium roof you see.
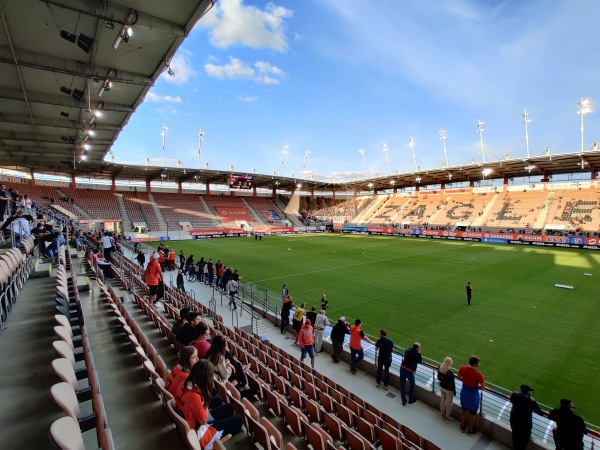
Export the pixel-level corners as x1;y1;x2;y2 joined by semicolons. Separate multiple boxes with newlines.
0;0;214;174
0;0;598;193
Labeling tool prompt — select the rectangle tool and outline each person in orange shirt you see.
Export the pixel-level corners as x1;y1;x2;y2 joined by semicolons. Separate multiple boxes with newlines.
167;250;176;271
298;319;315;369
165;346;198;402
349;318;375;375
179;360;243;446
145;253;163;308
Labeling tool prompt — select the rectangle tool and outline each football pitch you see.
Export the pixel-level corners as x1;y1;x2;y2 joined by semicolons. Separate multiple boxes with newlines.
160;233;600;426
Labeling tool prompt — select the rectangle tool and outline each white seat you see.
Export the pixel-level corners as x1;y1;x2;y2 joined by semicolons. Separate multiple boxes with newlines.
49;416;85;450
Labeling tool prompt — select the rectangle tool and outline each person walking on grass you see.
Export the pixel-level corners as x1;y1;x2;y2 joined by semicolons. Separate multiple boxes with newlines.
458;355;485;436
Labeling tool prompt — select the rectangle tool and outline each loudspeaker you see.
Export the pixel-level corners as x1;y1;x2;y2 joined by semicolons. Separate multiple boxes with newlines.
60;86;72;95
72;89;84;102
77;34;94;54
60;30;76;43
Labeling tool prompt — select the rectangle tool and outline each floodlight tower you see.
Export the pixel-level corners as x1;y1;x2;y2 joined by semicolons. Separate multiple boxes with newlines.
439;129;448;168
578;97;593;153
161;123;168;166
279;145;288;176
476;120;486;162
409;136;418;171
197;129;204;169
521;110;531;158
301;148;310;176
382;142;391;175
359;148;368;177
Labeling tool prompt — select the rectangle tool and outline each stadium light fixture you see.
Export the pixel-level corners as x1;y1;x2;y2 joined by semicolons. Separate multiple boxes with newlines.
296;183;302;189
526;164;535;173
409;136;418;171
415;176;421;183
83;144;90;151
368;182;373;189
161;123;168;166
439;129;449;168
279;145;288;176
382;143;391;175
578;97;593;153
476;120;486;162
482;168;492;177
197;129;204;169
98;80;111;97
448;173;453;180
359;148;369;177
113;10;136;50
522;110;531;158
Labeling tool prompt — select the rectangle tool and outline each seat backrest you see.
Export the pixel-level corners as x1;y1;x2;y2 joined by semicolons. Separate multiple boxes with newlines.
305;423;326;450
54;326;74;349
52;340;75;366
186;429;201;450
155;378;175;405
51;382;81;421
54;315;73;334
49;416;85;450
260;417;282;450
52;358;78;389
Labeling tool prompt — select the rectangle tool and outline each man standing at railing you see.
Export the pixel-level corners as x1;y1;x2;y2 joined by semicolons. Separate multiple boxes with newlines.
349;319;375;375
313;309;329;353
548;399;587;450
0;184;10;221
375;330;394;390
400;342;422;405
510;384;544;450
226;277;238;310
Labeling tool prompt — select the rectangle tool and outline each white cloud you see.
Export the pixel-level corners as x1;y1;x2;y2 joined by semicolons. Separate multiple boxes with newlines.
205;57;254;79
205;57;285;84
145;92;183;103
199;0;292;51
163;52;198;85
238;96;258;102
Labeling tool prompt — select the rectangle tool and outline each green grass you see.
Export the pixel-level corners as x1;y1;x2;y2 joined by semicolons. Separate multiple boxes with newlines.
157;234;600;425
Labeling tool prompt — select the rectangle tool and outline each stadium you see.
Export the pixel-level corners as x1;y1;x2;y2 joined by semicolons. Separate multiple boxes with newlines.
0;1;599;450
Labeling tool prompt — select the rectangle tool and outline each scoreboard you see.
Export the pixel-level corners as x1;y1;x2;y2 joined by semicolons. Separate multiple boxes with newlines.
229;174;253;190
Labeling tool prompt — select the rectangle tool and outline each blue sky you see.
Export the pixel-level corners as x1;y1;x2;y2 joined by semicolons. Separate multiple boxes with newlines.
111;0;600;182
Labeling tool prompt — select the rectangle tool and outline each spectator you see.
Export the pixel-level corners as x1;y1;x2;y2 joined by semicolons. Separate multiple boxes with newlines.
179;250;186;271
306;305;317;328
548;399;587;450
101;232;114;262
330;316;349;363
225;277;238;310
176;269;185;292
438;357;456;422
45;231;66;263
184;254;194;274
320;294;328;311
135;250;145;268
165;346;199;399
176;312;202;346
400;342;422;405
171;307;190;336
313;309;330;352
280;296;293;334
349;319;374;375
205;335;252;394
281;284;288;301
298;319;315;369
191;322;211;359
179;360;243;446
144;253;163;308
510;384;544;450
292;302;306;342
375;329;394;390
458;355;485;436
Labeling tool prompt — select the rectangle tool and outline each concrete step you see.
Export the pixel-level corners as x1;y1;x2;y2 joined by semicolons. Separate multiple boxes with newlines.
30;259;52;278
76;275;91;292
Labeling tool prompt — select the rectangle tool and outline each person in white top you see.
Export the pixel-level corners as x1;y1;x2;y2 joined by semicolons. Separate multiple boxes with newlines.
101;232;114;262
11;211;31;243
313;309;330;352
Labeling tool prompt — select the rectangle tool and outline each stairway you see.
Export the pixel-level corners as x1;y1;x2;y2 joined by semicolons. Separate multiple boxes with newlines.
147;193;167;231
198;196;223;227
115;193;132;233
55;188;93;220
533;191;554;229
470;192;499;227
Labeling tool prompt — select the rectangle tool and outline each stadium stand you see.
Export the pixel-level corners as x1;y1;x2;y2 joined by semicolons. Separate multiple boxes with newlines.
122;191;162;231
152;193;222;230
61;188;121;221
479;190;547;230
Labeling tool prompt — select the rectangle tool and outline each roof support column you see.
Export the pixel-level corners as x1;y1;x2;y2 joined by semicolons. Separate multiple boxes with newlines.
206;182;210;196
30;169;35;187
469;180;474;193
253;186;257;197
503;177;508;193
178;181;183;195
71;174;76;189
111;177;116;193
146;180;151;194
